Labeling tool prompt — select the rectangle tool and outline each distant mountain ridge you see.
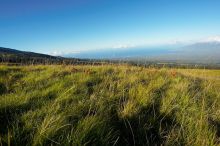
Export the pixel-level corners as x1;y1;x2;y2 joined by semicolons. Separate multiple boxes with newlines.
0;47;78;64
156;41;220;63
0;47;102;65
0;47;59;59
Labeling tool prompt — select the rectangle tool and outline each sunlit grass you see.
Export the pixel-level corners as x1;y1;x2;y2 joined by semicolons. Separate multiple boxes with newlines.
0;64;220;145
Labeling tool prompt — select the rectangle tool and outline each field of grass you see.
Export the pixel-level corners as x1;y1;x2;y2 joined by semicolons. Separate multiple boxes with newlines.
0;64;220;146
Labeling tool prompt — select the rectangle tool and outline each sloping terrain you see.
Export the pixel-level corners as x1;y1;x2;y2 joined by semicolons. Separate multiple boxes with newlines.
157;42;220;64
0;65;220;146
0;47;82;64
0;47;59;59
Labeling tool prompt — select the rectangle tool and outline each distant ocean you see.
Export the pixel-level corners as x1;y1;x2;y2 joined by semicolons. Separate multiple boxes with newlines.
64;47;172;59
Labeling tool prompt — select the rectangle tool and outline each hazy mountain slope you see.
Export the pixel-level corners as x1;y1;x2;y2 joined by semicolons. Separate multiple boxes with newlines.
152;42;220;64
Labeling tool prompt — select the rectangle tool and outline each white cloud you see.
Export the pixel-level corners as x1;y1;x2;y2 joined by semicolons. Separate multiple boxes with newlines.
50;51;62;56
112;44;136;49
49;50;81;56
200;35;220;43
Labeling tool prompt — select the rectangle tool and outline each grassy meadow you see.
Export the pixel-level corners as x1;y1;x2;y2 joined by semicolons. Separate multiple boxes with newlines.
0;64;220;146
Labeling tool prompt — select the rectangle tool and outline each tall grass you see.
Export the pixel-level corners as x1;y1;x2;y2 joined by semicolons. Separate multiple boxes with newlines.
0;65;219;145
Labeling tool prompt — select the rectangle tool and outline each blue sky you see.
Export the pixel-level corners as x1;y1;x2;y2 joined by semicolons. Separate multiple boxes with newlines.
1;0;220;55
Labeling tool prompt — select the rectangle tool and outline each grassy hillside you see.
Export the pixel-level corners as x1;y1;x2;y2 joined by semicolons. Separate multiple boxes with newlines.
0;65;220;146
